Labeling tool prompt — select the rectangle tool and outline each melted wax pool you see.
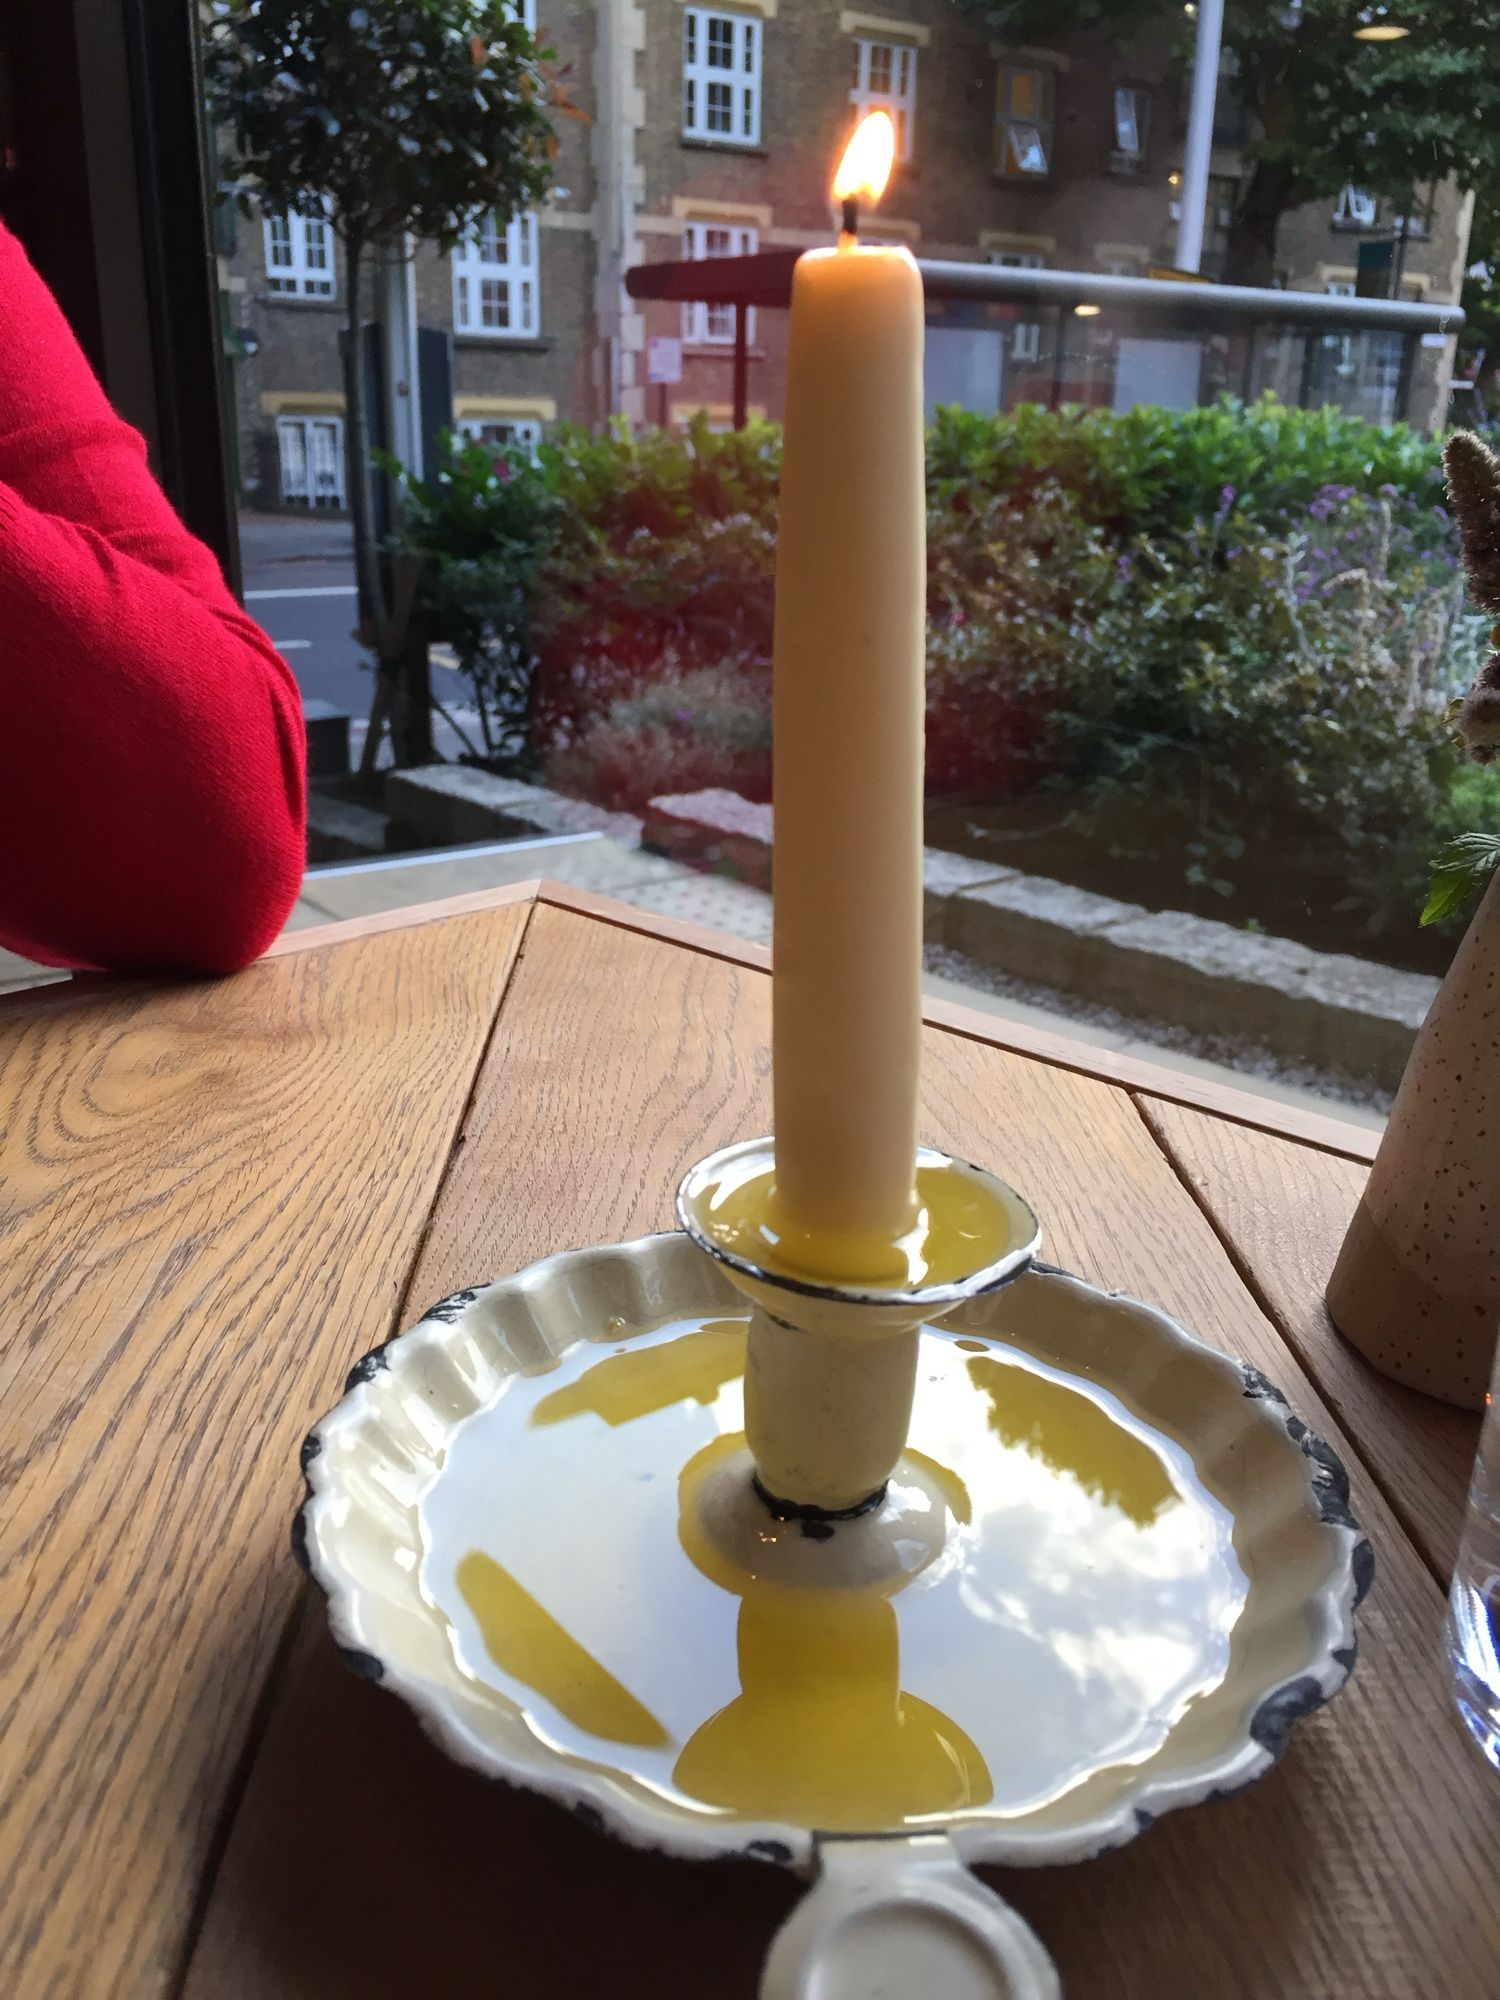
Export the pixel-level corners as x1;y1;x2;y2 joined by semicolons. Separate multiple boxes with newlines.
419;1317;1247;1833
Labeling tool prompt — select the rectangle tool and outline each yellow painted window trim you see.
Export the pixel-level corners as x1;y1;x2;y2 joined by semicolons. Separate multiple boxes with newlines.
1095;242;1150;264
838;11;930;47
670;401;768;423
453;395;558;421
260;390;345;415
673;0;777;16
670;195;774;228
860;215;921;243
980;230;1056;254
991;43;1070;71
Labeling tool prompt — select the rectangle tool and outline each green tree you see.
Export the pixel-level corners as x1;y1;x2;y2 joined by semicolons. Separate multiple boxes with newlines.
948;1;1500;287
205;0;560;765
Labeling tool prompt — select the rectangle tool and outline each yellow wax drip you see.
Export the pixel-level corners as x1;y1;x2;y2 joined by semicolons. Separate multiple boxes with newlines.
695;1156;1017;1289
429;1318;1247;1834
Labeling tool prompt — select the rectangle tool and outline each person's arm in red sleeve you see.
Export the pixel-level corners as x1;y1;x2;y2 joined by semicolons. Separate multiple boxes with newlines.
0;220;306;974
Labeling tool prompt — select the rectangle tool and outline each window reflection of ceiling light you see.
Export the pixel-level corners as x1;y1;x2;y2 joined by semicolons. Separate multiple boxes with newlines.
1354;7;1410;37
1074;303;1102;317
1168;170;1182;187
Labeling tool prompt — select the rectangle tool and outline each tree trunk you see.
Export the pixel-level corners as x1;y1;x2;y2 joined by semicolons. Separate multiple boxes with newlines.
341;233;395;775
1222;157;1301;290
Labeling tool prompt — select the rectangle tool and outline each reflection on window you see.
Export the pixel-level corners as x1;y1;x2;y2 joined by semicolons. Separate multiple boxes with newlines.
995;65;1054;179
683;8;762;145
682;220;758;345
452;213;539;338
989;249;1046;361
263;208;335;299
852;37;917;162
276;415;344;507
458;415;543;454
1333;186;1378;229
1112;86;1149;169
1314;279;1405;425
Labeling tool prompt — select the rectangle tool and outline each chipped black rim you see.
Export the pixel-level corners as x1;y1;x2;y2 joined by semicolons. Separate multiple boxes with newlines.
293;1252;1369;1872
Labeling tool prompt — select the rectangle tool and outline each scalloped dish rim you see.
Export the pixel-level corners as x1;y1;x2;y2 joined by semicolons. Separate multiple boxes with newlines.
294;1231;1370;1873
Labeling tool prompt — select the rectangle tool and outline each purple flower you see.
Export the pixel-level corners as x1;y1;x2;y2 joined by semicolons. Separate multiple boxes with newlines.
1215;483;1237;522
675;705;695;724
1116;553;1135;580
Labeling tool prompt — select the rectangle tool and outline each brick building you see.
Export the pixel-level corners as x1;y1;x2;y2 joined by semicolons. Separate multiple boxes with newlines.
217;1;1471;510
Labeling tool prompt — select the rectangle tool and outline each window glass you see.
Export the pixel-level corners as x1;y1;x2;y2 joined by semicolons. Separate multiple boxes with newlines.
997;67;1053;179
682;220;759;344
852;38;917;162
263;208;336;299
683;9;761;144
183;2;1491;1131
452;213;539;338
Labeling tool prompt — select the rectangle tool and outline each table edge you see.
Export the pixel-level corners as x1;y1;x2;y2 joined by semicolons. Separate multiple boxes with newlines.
10;878;1378;1167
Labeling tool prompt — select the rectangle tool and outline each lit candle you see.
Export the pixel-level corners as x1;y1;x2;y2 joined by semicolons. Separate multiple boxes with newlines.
770;113;925;1275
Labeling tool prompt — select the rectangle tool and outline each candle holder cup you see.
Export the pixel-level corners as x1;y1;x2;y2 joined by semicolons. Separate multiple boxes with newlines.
677;1136;1040;1523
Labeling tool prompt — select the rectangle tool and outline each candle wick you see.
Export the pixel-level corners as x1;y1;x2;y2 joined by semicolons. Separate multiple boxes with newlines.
841;195;859;241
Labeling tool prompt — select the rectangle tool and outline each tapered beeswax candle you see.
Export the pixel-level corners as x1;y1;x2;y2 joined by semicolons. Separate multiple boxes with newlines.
770;113;925;1275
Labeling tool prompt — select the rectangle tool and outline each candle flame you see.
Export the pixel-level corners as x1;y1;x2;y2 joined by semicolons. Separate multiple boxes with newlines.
833;111;896;208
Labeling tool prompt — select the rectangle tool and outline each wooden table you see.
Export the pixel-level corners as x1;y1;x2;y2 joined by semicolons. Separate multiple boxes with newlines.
5;883;1497;2000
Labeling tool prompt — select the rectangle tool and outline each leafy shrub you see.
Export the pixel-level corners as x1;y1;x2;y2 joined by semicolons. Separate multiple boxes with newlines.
405;400;1481;937
1033;504;1475;916
529;418;779;750
925;482;1112;794
546;661;772;810
927;396;1444;539
385;431;557;758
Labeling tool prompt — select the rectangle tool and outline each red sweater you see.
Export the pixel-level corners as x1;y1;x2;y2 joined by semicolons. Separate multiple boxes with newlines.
0;222;306;973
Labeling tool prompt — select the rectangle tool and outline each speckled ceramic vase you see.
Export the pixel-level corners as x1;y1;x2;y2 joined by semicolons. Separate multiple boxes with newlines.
1328;868;1500;1410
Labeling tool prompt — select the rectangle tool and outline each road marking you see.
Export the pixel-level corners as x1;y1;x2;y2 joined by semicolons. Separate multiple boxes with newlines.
272;639;312;651
244;585;358;601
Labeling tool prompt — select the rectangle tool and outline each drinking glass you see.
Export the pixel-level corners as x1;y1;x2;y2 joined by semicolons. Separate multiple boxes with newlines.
1447;1330;1500;1769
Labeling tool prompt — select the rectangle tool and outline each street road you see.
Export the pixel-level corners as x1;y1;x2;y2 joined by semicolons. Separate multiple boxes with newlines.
237;510;477;763
238;513;370;717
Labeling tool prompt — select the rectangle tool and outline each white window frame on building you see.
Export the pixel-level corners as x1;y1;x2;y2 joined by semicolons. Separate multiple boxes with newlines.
683;9;762;146
1325;278;1358;377
457;414;543;455
681;220;759;345
276;415;345;508
1333;186;1379;230
989;248;1046;361
452;213;540;339
1111;86;1149;172
263;207;336;299
511;0;537;29
851;37;917;163
995;64;1056;180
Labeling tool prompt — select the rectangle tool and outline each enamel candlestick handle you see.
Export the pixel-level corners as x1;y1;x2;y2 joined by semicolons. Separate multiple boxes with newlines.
761;1835;1061;2000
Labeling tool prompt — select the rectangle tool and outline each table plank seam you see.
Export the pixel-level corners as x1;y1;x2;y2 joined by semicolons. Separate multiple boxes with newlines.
386;901;542;1338
533;885;1379;1167
158;900;540;2000
162;1583;313;2000
1128;1087;1447;1597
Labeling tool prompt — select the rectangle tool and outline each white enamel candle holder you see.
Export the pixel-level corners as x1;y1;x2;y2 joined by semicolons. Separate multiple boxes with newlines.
296;1146;1369;1999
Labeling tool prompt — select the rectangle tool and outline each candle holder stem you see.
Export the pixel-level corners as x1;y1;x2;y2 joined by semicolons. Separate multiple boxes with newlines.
678;1138;1040;1520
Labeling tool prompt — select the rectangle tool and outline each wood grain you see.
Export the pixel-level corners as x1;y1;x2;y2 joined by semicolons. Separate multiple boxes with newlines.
539;880;1380;1164
263;876;542;957
0;903;531;1999
1137;1097;1482;1586
183;907;1499;2000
